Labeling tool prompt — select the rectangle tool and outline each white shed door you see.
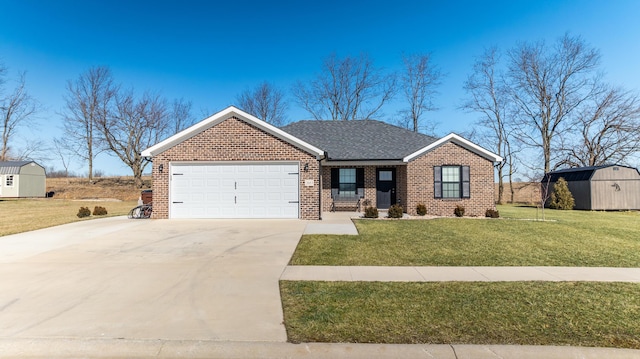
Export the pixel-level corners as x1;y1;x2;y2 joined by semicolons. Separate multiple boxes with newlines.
170;163;299;219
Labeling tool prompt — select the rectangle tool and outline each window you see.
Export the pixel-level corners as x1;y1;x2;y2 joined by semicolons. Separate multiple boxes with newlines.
331;168;365;197
434;166;470;199
339;168;356;195
6;175;13;187
379;170;393;181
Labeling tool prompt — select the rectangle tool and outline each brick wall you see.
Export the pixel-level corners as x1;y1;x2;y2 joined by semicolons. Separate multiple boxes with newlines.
406;142;496;217
151;116;320;219
321;165;406;212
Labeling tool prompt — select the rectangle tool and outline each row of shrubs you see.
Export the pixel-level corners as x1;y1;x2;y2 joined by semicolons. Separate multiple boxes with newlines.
77;206;108;218
363;203;500;219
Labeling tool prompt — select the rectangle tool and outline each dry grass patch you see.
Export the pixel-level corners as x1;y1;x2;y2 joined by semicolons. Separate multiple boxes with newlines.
0;199;138;236
0;176;148;236
47;176;151;201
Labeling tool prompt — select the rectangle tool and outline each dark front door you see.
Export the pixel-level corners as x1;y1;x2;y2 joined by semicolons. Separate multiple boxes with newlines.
376;168;396;209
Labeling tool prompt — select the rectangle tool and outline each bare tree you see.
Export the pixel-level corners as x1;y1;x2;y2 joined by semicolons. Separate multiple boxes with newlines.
52;137;75;180
507;34;601;173
560;85;640;167
62;66;117;182
1;72;40;161
538;174;553;221
236;82;288;126
463;47;514;203
399;53;442;133
169;97;194;134
292;53;396;120
98;90;169;188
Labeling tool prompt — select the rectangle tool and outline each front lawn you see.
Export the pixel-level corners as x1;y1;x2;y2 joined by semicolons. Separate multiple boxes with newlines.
0;199;138;236
281;281;640;348
290;205;640;267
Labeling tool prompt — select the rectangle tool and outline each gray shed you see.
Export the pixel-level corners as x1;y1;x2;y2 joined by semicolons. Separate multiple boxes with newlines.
542;165;640;210
0;161;46;198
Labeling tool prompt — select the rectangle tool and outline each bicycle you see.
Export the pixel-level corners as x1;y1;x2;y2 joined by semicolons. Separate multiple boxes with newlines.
128;202;152;219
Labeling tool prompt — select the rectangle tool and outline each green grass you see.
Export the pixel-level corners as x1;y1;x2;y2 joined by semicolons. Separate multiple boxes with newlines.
290;205;640;267
281;281;640;348
0;198;138;236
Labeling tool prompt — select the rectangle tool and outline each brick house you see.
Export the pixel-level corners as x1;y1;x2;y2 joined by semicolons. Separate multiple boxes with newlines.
142;106;502;220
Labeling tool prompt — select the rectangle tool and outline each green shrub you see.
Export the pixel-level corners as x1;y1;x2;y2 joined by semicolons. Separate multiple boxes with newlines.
416;203;427;216
485;209;500;218
549;177;575;210
454;205;465;217
93;206;108;216
387;204;404;218
364;206;379;218
77;207;91;218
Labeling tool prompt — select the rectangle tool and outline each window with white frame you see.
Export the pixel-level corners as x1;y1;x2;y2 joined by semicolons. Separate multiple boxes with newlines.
6;175;14;187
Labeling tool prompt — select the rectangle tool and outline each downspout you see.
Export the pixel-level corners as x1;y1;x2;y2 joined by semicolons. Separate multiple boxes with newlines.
318;152;326;220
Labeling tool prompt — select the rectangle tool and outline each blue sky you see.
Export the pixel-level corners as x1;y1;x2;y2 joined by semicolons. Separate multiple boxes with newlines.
1;0;639;175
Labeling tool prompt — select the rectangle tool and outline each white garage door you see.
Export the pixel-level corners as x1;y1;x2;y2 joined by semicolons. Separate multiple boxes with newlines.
170;162;300;219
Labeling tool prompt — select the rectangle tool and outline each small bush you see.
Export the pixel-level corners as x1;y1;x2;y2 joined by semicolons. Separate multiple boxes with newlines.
549;177;575;210
77;207;91;218
485;209;500;218
416;203;427;216
93;206;108;216
454;205;465;217
387;204;404;218
364;206;379;218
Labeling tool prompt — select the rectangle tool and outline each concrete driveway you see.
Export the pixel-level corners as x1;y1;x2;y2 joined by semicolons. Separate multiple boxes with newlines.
0;216;307;342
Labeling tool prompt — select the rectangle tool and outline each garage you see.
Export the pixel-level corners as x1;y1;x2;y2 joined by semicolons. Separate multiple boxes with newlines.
141;106;323;220
170;162;300;219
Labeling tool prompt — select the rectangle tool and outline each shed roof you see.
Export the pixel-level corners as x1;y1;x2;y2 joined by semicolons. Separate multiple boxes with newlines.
0;161;36;175
281;120;438;160
542;164;638;182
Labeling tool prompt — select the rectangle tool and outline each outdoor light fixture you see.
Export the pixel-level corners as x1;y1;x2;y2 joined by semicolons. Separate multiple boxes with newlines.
304;163;309;172
159;164;164;173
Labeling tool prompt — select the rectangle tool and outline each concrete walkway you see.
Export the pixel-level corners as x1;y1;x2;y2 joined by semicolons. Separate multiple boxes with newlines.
282;265;640;282
2;338;640;359
303;211;360;235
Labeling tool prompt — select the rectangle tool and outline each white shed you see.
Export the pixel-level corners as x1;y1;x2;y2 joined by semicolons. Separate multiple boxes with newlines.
0;161;46;198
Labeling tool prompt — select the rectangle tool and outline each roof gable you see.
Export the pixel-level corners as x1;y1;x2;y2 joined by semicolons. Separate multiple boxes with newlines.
0;161;39;175
281;120;438;161
403;133;503;163
141;106;324;158
543;164;640;182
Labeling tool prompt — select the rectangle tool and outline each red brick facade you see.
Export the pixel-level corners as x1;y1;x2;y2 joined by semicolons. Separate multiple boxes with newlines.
405;142;496;216
321;143;496;217
150;114;495;219
150;116;321;219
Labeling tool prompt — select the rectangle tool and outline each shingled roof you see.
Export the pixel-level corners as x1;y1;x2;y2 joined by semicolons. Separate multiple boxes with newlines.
281;120;438;161
542;164;638;182
0;161;35;175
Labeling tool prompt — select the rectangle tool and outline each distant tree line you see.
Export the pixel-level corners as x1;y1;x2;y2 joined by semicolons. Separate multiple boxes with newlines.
2;33;639;194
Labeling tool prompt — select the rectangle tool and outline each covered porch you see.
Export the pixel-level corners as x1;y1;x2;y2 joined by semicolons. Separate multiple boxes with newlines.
320;164;407;212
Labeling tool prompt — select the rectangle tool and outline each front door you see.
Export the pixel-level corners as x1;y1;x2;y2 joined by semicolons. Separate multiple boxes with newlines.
376;168;396;209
